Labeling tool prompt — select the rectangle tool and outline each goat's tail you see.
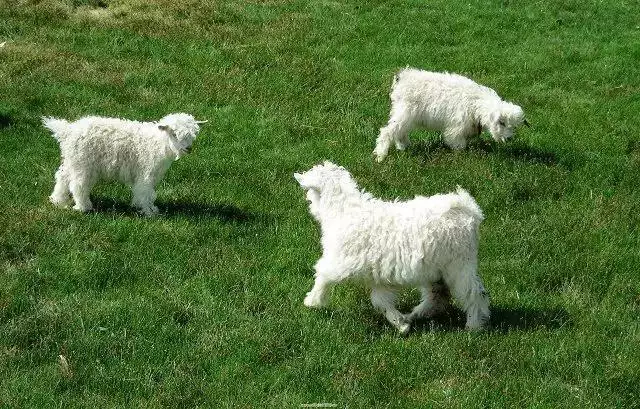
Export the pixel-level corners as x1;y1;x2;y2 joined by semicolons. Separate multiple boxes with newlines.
391;71;399;90
450;187;484;223
391;66;413;92
42;117;70;142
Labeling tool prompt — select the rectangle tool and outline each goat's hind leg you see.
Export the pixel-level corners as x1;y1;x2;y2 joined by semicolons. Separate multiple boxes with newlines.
69;173;94;212
443;261;490;330
50;164;72;207
374;105;414;162
406;282;451;323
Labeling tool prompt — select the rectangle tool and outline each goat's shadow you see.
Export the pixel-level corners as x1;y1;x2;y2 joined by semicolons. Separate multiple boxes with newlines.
470;139;564;167
91;197;261;223
406;136;569;168
405;137;451;160
409;304;571;333
0;113;13;130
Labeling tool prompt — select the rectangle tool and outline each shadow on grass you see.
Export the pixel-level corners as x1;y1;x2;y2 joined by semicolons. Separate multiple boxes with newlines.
489;305;571;332
405;137;450;160
0;113;13;129
469;139;562;167
410;304;571;333
91;197;262;223
162;201;257;222
406;136;571;168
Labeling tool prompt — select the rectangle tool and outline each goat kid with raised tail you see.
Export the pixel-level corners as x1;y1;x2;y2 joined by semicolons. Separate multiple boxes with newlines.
43;113;206;216
294;161;489;334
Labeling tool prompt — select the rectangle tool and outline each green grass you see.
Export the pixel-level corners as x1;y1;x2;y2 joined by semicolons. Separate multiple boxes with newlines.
1;0;640;407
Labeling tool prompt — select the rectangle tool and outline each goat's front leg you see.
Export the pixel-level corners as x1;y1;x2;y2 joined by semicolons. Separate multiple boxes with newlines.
370;287;410;335
304;258;339;308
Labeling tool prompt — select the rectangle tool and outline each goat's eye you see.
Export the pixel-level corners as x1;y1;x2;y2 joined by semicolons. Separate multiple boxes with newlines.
498;120;506;127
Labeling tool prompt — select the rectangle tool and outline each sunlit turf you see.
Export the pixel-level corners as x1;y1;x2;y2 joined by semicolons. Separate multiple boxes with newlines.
1;0;639;407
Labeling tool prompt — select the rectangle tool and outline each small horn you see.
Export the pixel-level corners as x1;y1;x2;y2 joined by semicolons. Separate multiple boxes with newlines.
523;119;531;127
195;120;208;124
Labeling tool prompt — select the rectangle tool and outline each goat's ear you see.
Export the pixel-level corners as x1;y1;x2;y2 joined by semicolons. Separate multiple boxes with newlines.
322;160;339;169
294;172;321;190
158;124;173;134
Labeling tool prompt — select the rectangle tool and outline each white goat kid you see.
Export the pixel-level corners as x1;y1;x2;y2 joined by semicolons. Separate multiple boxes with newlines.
374;68;529;161
44;113;206;216
294;161;490;334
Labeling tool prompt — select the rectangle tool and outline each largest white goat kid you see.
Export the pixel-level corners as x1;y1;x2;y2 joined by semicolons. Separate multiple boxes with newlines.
294;162;489;333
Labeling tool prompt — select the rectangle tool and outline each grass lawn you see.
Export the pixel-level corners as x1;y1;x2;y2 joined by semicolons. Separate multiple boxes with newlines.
1;0;640;407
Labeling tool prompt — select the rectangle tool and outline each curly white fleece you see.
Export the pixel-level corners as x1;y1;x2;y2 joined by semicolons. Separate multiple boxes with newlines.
44;113;202;215
374;68;527;161
295;161;490;333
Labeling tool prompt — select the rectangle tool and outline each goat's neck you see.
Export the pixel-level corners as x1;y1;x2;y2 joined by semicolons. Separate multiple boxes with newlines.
318;185;368;220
